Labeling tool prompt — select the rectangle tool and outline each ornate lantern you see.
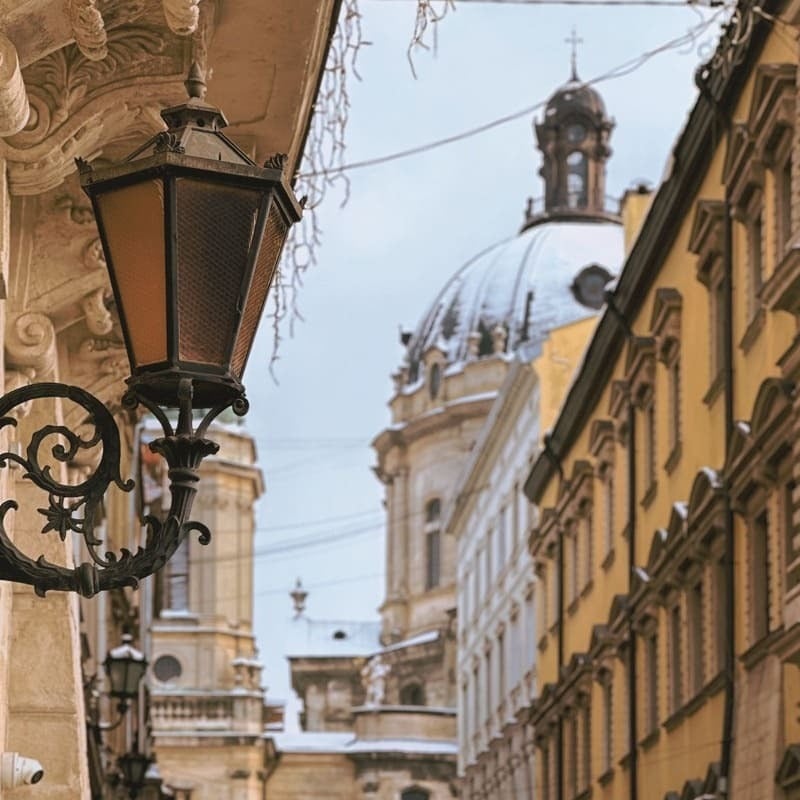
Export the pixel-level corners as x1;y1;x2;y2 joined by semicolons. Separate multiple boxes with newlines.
0;66;301;597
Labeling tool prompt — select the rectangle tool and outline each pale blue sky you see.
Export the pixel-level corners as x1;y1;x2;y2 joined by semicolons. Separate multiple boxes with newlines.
241;0;723;702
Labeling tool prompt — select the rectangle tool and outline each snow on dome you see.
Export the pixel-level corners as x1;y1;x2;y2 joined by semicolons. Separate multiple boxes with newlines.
545;79;607;119
403;218;623;383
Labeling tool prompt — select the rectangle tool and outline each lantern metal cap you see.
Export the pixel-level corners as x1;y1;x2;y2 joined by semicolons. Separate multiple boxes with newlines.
116;63;256;167
106;633;146;665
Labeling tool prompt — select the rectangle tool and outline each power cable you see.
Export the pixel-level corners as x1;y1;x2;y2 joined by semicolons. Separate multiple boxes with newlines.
296;6;729;180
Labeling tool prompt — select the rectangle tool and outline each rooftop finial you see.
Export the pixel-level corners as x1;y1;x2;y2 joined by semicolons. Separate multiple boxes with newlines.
565;27;583;81
184;62;207;100
290;578;308;617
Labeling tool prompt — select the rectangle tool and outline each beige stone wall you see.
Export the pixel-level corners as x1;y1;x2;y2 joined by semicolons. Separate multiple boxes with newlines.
157;742;266;800
265;753;356;800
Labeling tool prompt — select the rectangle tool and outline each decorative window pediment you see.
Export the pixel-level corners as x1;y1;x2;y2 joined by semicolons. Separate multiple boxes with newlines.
722;122;759;209
608;379;630;438
748;63;796;159
727;378;793;498
650;288;683;362
687;468;723;525
725;420;753;479
688;199;726;286
750;377;793;446
589;624;612;656
568;459;594;503
589;418;615;463
608;593;629;626
625;336;656;406
646;528;669;575
531;506;559;558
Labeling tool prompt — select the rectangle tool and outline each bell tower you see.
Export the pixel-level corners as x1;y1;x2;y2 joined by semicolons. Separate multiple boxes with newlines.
534;32;615;219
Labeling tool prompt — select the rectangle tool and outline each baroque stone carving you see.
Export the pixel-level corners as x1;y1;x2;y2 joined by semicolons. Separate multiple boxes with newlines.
5;312;57;380
16;27;168;147
0;33;30;138
65;0;108;62
81;288;113;336
163;0;202;35
4;27;182;194
83;238;106;272
72;289;127;381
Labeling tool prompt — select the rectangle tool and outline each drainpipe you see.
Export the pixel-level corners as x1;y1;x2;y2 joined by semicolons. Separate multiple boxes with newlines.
543;434;565;800
720;198;735;798
626;401;639;800
603;292;638;800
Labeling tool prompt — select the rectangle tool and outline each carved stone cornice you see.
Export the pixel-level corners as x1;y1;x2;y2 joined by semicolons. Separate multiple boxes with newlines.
2;26;189;195
66;0;108;62
0;33;31;138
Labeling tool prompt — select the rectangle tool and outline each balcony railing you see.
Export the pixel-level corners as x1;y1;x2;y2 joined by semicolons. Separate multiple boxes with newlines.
150;690;263;736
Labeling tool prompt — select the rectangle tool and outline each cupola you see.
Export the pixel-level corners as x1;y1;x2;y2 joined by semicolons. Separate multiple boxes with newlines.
531;32;616;224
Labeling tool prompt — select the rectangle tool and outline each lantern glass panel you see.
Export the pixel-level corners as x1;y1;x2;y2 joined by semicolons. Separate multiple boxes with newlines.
230;201;287;377
123;656;148;697
94;179;167;367
120;752;151;790
174;178;263;368
106;656;128;697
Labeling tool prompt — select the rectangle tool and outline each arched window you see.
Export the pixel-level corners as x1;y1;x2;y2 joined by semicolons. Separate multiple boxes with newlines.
399;682;426;706
425;499;441;590
401;788;430;800
566;150;588;209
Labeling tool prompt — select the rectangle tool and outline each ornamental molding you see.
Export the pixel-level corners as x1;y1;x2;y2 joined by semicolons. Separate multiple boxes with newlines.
2;26;189;195
65;0;108;62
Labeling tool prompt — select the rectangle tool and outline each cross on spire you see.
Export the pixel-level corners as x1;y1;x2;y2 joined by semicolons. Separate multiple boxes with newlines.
565;27;583;81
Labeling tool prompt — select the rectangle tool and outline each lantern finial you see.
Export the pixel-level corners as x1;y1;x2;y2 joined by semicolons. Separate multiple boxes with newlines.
184;62;207;101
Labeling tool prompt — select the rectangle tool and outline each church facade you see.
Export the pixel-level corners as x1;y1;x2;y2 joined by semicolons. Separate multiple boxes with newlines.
265;65;642;800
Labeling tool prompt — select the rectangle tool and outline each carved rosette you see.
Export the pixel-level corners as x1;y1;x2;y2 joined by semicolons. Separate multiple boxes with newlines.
66;0;108;61
0;33;30;138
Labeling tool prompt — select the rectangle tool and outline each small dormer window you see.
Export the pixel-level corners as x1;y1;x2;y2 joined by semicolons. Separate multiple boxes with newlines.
429;363;441;400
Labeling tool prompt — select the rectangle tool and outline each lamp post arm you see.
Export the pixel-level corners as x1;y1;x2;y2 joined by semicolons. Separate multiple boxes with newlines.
0;378;237;597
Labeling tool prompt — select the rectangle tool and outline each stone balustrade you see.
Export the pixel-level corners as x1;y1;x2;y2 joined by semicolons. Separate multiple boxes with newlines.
150;690;264;735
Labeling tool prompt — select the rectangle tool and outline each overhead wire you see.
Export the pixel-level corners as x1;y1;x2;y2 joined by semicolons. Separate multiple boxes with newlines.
296;4;730;180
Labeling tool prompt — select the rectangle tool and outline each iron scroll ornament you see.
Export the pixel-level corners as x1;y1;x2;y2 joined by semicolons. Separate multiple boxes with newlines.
0;378;244;597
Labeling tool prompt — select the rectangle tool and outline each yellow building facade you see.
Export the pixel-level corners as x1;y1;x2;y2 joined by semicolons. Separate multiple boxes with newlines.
524;1;800;798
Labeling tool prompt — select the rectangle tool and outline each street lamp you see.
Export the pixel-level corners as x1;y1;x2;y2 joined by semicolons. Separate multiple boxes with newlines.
0;64;301;598
118;747;151;799
104;633;149;718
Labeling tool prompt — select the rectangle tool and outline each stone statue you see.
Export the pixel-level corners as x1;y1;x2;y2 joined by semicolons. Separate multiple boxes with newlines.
361;655;390;707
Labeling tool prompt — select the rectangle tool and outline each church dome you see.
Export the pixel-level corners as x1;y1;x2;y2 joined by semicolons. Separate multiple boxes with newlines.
403;218;623;383
544;79;607;120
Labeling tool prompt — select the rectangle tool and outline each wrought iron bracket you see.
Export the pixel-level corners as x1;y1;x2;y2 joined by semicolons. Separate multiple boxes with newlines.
0;378;245;597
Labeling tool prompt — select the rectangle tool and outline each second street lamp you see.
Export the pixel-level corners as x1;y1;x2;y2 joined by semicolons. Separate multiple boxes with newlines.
0;65;301;598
